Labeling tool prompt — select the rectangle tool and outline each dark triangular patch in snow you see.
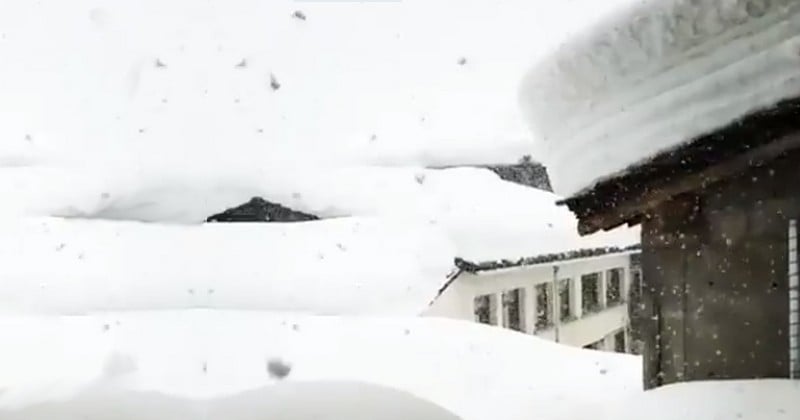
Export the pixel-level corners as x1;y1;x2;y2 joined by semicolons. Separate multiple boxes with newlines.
484;157;553;191
206;197;318;223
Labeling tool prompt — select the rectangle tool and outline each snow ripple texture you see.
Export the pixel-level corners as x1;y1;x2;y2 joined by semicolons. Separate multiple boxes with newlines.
520;0;800;197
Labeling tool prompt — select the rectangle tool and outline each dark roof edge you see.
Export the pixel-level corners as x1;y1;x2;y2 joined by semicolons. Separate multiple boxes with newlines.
454;244;641;273
560;97;800;230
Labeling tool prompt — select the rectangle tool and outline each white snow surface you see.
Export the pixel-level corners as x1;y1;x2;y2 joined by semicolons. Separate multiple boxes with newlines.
0;2;652;418
0;164;639;262
0;0;545;169
520;0;800;197
608;379;800;420
0;216;455;316
0;0;640;264
0;313;642;420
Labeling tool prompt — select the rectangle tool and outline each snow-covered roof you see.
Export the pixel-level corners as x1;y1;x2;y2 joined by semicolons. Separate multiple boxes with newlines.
519;0;800;197
1;163;637;260
454;244;641;274
0;313;642;420
0;217;454;316
0;0;557;169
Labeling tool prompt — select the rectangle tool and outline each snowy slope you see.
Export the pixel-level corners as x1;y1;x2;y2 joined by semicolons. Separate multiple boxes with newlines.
0;164;638;260
0;0;640;169
520;0;800;197
0;216;454;316
0;0;640;264
611;380;800;420
0;313;642;420
0;0;546;169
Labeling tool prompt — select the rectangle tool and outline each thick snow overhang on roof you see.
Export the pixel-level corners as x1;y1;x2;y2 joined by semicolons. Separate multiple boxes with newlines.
561;97;800;234
520;0;800;201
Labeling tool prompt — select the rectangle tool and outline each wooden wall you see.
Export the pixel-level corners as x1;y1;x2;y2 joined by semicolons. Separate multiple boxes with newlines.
636;156;797;388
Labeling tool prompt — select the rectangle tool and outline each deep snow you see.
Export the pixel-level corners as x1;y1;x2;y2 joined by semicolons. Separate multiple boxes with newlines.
520;0;800;197
0;0;641;263
1;312;798;420
0;381;463;420
0;165;638;262
0;216;455;316
0;0;543;169
0;313;642;420
609;379;800;420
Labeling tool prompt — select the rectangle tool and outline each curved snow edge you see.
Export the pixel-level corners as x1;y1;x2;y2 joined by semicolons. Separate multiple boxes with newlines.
520;0;800;196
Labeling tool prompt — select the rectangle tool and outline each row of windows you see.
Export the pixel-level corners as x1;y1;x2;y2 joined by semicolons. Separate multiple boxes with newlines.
474;267;627;333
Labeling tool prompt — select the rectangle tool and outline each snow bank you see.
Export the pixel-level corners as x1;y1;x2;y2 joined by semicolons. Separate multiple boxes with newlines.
610;380;800;420
0;381;461;420
0;0;560;170
412;167;639;261
520;0;800;197
0;313;642;420
0;164;637;260
0;217;454;316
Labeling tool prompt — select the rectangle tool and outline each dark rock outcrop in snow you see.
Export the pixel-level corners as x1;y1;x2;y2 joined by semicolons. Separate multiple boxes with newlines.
206;197;318;223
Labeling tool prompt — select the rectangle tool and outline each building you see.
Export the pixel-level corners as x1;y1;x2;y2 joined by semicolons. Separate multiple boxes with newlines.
519;0;800;389
427;246;641;353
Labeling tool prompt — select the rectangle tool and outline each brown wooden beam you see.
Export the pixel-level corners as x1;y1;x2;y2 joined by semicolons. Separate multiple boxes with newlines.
578;131;800;235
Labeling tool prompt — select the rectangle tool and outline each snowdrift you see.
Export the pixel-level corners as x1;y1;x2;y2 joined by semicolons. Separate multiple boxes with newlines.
520;0;800;197
0;314;642;420
0;216;454;316
0;0;539;170
0;164;639;262
0;381;462;420
610;379;800;420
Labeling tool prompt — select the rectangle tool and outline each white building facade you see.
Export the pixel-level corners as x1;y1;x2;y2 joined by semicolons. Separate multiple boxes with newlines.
426;250;641;353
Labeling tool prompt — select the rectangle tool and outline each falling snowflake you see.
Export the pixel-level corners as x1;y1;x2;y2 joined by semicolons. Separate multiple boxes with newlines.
270;73;281;91
293;10;307;21
267;358;292;379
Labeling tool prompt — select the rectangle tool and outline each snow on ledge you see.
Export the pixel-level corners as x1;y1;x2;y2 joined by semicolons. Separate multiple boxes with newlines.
0;217;455;316
520;0;800;197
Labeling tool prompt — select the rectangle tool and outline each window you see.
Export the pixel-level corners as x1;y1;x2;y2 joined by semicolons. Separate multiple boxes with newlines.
501;288;525;332
614;330;626;353
606;268;623;305
535;283;553;330
581;272;602;314
473;294;497;325
631;268;643;302
558;278;572;321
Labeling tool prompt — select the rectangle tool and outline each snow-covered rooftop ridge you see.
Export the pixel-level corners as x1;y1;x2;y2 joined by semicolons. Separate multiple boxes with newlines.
520;0;800;197
0;217;455;316
0;162;637;261
0;0;544;169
